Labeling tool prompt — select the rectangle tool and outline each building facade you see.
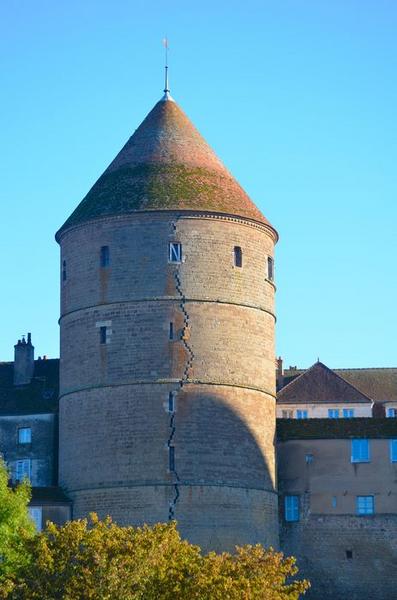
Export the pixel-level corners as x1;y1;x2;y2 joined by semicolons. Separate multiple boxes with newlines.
1;86;397;597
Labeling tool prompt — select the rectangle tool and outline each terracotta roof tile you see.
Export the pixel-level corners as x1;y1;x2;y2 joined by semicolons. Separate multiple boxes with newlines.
277;361;373;405
57;97;276;238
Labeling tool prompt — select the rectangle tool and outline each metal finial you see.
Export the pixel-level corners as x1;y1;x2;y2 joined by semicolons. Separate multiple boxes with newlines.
161;37;174;101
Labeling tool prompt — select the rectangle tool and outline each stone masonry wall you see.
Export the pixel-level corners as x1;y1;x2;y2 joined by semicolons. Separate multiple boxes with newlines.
58;212;278;551
280;515;397;600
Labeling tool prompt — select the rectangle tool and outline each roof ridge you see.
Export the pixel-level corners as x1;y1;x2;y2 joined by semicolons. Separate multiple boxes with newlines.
278;361;374;403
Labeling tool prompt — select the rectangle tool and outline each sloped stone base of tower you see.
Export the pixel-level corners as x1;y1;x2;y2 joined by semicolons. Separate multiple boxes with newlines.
68;485;278;553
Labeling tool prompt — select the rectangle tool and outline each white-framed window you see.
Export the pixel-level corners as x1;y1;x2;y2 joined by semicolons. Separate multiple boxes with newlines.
169;242;182;263
343;408;355;418
28;506;42;532
356;495;374;515
328;409;339;419
15;459;31;482
296;410;308;419
351;439;370;463
390;439;397;463
18;427;32;444
387;408;397;418
284;495;299;522
282;410;294;419
267;256;274;281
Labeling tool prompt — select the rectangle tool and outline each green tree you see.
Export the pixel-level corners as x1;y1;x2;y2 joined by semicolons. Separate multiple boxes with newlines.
11;515;309;599
0;458;35;597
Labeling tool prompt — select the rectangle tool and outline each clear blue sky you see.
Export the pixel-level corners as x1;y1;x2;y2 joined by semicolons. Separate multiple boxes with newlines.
1;0;396;368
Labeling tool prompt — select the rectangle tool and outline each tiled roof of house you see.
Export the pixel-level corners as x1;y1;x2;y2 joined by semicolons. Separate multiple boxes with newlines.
0;359;59;416
281;366;397;403
56;96;276;239
277;361;373;405
335;368;397;403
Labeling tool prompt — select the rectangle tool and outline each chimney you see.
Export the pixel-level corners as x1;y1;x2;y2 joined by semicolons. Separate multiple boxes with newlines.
276;356;283;389
14;333;35;386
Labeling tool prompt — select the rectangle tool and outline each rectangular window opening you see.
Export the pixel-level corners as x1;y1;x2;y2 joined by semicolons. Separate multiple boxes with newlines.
16;459;31;482
351;439;370;463
390;439;397;463
168;392;175;413
282;410;294;419
169;446;175;471
267;256;274;281
169;322;174;340
346;550;353;559
169;242;182;263
234;246;242;268
100;326;107;345
387;408;397;418
328;409;340;419
343;408;355;418
356;495;374;515
28;507;43;532
284;495;299;522
100;246;110;268
296;410;308;419
18;427;32;445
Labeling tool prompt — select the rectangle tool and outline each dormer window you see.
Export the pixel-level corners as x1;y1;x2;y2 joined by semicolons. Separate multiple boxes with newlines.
234;246;242;268
169;243;182;263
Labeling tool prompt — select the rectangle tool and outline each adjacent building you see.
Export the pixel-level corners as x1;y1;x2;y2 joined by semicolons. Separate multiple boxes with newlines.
0;335;71;531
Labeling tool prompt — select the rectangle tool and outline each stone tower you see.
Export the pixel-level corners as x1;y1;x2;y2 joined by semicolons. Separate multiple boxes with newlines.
56;85;278;551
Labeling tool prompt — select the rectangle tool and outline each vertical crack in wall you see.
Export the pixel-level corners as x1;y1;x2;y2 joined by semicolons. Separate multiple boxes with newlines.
167;219;195;520
167;410;180;521
174;270;195;385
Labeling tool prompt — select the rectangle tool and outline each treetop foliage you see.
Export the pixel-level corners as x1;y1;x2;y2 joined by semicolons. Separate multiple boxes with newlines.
0;458;35;596
6;514;309;599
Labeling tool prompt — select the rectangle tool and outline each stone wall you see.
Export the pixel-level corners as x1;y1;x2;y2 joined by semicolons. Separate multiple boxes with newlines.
277;420;397;599
0;413;56;486
58;211;278;551
280;515;397;600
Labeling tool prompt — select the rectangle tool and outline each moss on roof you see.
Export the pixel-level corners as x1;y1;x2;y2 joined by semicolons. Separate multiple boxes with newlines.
57;98;275;238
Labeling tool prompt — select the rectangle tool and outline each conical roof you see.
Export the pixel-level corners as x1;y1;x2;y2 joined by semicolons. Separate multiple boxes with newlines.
56;95;276;238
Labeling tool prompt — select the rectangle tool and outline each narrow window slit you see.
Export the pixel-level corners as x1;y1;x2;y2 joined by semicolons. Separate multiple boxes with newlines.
234;246;242;268
100;326;107;345
169;446;175;471
168;392;175;413
169;322;174;340
100;246;110;267
267;256;274;281
62;260;67;281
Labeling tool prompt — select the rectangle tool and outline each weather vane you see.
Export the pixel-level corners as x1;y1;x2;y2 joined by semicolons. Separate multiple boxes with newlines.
162;36;170;95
